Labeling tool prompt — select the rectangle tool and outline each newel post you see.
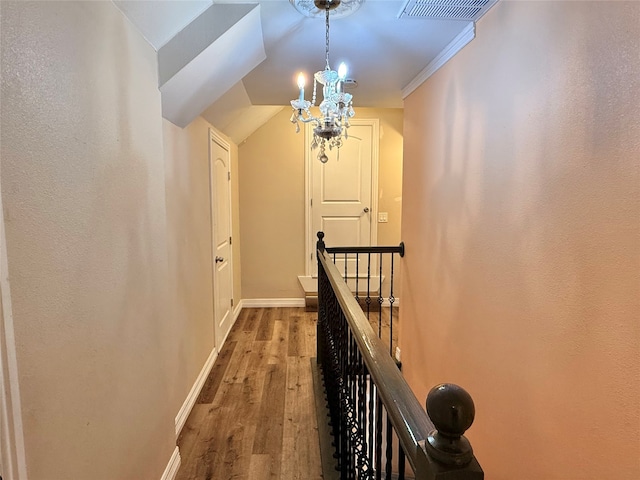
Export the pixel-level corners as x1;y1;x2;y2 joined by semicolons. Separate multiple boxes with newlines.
416;383;483;479
316;231;325;256
316;231;326;368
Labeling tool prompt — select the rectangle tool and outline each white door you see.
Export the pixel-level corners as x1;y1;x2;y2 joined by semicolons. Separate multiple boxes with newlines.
308;119;379;276
210;130;233;351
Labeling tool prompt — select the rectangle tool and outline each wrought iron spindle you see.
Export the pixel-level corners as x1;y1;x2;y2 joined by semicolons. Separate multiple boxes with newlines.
375;393;383;480
344;252;348;282
398;444;406;480
366;253;372;317
355;253;360;305
385;413;393;480
378;252;383;338
389;253;395;357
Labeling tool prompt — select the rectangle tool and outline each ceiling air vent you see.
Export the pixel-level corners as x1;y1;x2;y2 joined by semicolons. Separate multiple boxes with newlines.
398;0;498;21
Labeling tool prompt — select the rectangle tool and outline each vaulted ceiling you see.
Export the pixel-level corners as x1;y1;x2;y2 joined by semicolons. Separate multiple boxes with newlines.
114;0;496;143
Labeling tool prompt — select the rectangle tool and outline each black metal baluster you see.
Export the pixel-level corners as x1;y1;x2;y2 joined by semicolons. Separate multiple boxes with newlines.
385;413;393;480
398;444;406;480
389;253;395;357
375;394;383;480
355;253;360;306
368;380;375;477
378;253;383;338
344;252;348;282
341;312;349;479
359;360;368;477
366;253;372;319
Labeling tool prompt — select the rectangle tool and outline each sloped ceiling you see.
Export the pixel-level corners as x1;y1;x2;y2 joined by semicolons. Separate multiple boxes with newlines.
158;4;266;127
115;0;492;142
114;1;214;50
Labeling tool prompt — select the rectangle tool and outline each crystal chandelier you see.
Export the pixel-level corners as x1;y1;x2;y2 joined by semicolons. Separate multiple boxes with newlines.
290;0;355;163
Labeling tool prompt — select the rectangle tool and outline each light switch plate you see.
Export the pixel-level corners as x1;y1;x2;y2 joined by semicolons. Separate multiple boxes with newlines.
378;212;388;223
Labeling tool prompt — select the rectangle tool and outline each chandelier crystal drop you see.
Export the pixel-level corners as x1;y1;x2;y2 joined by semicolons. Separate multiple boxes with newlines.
290;0;355;163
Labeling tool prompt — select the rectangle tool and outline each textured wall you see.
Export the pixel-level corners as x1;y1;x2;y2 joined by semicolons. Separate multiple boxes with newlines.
239;109;306;299
1;2;175;478
400;1;640;479
163;117;242;417
238;108;403;299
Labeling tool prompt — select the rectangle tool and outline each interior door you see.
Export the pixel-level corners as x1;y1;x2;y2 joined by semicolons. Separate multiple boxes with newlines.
210;131;233;351
309;120;379;276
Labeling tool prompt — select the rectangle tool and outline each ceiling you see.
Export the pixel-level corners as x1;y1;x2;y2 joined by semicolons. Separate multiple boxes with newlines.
114;0;493;143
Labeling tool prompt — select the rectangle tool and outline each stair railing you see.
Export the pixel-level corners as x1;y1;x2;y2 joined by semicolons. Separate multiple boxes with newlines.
317;232;483;480
319;231;404;357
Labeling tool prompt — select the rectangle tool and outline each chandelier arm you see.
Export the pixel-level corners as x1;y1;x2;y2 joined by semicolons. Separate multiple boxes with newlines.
297;114;322;125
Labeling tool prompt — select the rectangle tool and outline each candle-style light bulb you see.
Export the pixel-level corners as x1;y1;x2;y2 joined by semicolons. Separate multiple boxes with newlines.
297;73;305;101
338;63;348;80
337;63;347;93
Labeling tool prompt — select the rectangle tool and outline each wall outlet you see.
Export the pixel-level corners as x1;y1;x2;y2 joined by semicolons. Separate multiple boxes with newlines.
395;347;401;362
378;212;388;223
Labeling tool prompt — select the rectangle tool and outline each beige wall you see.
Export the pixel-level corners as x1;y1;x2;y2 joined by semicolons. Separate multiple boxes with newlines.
372;109;404;300
239;107;403;299
162;117;241;419
400;2;640;479
239;109;305;299
1;2;180;478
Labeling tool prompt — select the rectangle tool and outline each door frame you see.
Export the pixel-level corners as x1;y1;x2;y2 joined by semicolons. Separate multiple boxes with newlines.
0;187;28;480
304;118;380;276
208;128;234;350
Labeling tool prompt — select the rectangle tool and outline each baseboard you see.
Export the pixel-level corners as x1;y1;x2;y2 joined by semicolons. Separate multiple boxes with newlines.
233;302;243;323
160;446;181;480
241;298;305;308
174;346;218;438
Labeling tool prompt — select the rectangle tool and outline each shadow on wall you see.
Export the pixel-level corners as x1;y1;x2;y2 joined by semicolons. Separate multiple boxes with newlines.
415;3;640;477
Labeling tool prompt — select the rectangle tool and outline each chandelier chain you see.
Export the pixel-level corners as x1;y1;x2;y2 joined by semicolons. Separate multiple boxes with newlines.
325;3;330;70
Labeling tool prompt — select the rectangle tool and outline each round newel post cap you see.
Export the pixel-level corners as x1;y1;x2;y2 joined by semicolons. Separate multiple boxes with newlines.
425;383;475;466
316;231;326;253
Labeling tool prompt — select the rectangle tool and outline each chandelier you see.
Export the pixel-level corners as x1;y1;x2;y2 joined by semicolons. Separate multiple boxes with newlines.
290;0;355;163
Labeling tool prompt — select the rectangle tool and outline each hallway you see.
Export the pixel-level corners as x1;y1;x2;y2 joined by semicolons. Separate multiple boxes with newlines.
176;308;323;479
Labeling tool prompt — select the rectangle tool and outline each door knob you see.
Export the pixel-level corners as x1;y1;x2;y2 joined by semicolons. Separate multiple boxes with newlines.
215;256;224;263
363;207;370;213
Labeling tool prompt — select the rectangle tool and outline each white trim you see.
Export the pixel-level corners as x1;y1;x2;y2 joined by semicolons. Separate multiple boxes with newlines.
174;347;218;438
304;118;380;276
0;179;28;480
232;302;243;323
241;298;306;308
304;122;313;276
402;22;476;99
209;128;235;353
160;447;181;480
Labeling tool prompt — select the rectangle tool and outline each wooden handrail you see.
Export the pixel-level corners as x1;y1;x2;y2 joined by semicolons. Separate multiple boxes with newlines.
325;243;405;257
317;232;483;479
319;248;430;464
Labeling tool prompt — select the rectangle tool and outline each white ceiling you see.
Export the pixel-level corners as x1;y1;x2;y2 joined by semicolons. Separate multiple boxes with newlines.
115;0;483;142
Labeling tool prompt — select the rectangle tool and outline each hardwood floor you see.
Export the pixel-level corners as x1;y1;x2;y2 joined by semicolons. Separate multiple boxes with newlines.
176;308;323;480
176;305;399;479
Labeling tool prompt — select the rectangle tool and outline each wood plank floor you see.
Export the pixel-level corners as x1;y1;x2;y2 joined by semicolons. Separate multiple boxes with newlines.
176;308;323;480
176;306;400;480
